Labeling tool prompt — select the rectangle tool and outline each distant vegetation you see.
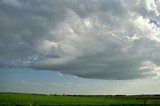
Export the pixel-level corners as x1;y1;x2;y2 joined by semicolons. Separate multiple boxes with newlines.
0;92;160;105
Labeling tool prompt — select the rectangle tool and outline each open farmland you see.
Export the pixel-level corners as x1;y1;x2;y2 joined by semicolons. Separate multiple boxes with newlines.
0;93;160;106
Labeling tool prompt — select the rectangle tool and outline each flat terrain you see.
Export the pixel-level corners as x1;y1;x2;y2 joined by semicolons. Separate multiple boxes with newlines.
0;93;160;106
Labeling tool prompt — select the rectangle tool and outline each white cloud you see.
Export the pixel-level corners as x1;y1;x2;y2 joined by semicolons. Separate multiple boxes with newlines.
146;0;160;16
140;61;160;78
133;16;160;42
21;81;26;84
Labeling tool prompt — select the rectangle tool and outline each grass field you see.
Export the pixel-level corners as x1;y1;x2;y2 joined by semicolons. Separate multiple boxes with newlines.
0;93;160;106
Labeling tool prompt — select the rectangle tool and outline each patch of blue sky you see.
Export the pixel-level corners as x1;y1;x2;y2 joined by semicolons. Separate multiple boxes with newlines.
149;19;160;28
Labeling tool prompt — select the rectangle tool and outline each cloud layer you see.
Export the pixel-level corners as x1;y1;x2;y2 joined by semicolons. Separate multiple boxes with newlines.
0;0;160;79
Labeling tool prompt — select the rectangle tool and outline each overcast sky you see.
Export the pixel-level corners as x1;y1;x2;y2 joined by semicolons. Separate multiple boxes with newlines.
0;0;160;95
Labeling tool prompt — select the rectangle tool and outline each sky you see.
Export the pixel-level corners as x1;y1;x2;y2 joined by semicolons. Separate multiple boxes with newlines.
0;0;160;95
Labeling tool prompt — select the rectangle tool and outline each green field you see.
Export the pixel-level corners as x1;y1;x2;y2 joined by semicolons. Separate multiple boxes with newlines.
0;93;160;106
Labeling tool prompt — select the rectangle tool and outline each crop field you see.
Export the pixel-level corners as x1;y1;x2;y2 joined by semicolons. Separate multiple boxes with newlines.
0;93;160;106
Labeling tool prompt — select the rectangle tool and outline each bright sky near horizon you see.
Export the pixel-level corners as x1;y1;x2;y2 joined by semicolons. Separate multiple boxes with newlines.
0;0;160;95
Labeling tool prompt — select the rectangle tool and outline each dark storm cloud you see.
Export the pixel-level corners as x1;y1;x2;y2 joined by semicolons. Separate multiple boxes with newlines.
0;0;160;79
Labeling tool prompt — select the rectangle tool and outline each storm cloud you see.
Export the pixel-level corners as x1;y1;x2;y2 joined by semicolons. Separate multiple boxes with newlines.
0;0;160;79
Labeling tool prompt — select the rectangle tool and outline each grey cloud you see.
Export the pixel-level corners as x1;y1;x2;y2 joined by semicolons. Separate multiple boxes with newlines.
31;53;150;80
0;0;160;79
0;0;67;58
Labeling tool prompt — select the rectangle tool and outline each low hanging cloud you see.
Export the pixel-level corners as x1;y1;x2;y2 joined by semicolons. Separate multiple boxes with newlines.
0;0;160;79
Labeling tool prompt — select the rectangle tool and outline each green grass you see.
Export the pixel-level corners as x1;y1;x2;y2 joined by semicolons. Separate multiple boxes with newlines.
0;93;160;106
